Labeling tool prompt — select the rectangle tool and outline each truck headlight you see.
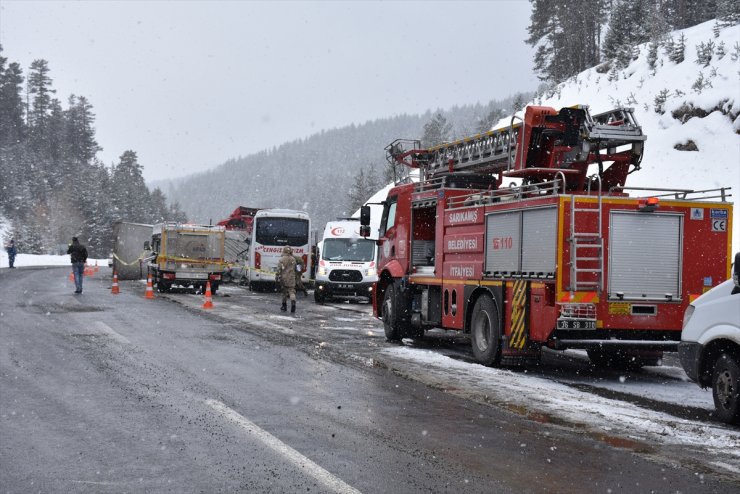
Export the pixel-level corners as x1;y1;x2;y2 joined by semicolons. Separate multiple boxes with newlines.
682;305;695;330
366;268;376;277
318;266;327;276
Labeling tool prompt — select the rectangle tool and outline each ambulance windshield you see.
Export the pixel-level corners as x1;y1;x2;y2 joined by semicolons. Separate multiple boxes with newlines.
322;238;376;262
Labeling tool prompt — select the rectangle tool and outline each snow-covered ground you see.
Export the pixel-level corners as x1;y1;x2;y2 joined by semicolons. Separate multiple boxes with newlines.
0;218;107;268
530;20;739;253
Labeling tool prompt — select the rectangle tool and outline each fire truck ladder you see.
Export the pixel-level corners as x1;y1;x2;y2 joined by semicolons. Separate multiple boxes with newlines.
569;174;604;293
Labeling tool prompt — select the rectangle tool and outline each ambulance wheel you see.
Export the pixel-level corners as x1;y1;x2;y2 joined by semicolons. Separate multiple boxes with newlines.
470;295;502;366
382;283;410;341
711;353;740;424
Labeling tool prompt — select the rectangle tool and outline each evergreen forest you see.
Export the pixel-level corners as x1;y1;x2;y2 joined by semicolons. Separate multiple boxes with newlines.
0;49;187;257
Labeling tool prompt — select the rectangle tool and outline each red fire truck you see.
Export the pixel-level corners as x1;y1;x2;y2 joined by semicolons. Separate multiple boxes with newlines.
361;105;733;367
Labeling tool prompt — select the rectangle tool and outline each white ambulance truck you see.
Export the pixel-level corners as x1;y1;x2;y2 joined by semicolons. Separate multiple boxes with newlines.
314;219;378;303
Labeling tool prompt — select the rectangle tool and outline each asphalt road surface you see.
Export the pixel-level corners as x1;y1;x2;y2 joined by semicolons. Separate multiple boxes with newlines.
1;266;737;493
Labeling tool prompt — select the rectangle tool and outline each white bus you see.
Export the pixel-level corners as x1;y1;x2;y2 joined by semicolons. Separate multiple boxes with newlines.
246;209;311;292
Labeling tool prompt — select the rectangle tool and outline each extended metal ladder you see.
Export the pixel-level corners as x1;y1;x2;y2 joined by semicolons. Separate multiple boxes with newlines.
569;175;604;293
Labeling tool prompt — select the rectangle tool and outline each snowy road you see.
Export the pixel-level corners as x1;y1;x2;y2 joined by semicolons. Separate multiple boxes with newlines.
1;266;738;492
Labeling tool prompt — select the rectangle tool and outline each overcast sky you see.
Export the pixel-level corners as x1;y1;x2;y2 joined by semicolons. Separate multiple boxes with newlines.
0;0;537;182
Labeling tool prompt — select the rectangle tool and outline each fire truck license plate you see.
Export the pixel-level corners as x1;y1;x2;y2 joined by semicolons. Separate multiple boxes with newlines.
557;320;596;330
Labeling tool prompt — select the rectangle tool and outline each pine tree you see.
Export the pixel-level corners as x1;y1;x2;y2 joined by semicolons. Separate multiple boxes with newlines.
603;0;661;66
716;0;740;26
671;33;687;63
0;47;26;147
660;0;718;29
66;94;100;165
421;112;452;148
477;107;505;133
364;165;382;197
347;169;367;213
27;59;56;152
111;150;151;223
527;0;606;83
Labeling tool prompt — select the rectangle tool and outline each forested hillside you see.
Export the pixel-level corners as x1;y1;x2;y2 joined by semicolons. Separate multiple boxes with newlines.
166;0;739;236
0;49;186;256
157;97;525;234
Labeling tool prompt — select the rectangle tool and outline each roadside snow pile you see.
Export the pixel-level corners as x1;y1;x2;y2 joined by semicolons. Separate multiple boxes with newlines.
532;20;739;253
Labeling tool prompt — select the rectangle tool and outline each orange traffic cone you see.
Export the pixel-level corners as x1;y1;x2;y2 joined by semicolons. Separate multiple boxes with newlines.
84;263;93;276
202;281;214;309
94;261;99;273
144;274;155;299
68;271;74;281
111;271;120;294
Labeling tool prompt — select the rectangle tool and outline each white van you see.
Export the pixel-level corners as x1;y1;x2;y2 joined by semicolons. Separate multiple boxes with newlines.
678;252;740;424
314;219;378;303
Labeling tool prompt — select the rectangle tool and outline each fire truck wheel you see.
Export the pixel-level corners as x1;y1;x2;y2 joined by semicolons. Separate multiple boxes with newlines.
470;295;502;366
711;353;740;424
157;281;171;293
382;283;410;341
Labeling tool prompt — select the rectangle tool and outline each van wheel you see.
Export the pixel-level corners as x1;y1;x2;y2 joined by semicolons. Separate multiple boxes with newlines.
470;295;502;366
712;353;740;424
382;283;409;341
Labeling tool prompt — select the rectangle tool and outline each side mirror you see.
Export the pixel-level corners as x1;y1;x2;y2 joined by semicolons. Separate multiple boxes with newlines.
360;205;371;227
733;252;739;289
359;225;371;238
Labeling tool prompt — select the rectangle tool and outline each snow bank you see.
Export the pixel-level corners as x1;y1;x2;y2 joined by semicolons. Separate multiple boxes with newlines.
532;20;739;253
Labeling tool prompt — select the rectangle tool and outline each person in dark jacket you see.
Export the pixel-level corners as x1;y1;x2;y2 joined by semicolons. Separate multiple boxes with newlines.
5;239;17;268
67;237;88;294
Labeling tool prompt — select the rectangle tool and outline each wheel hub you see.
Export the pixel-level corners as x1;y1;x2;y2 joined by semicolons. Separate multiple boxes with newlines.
716;369;735;408
473;311;491;352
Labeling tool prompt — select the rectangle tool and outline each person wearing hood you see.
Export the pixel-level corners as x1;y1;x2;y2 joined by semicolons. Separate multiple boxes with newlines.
276;245;297;313
67;236;88;294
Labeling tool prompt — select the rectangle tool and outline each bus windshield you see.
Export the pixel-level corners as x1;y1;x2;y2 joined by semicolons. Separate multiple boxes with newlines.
255;218;309;247
322;238;376;262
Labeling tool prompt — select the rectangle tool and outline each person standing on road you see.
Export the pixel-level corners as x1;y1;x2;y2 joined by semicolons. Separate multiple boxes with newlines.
277;246;297;313
67;236;88;294
5;239;17;268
